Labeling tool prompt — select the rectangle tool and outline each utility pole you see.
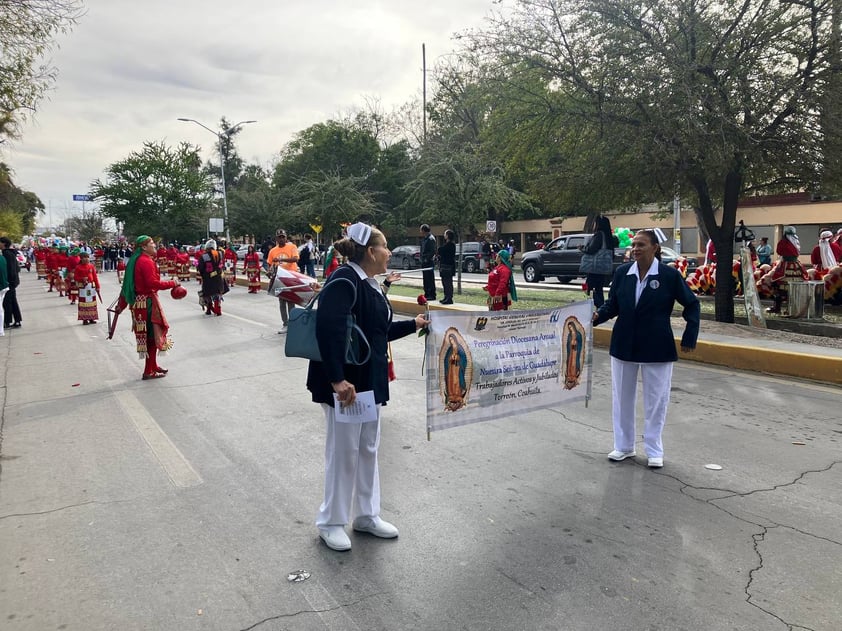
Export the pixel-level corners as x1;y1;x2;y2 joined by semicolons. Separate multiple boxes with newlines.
422;43;427;144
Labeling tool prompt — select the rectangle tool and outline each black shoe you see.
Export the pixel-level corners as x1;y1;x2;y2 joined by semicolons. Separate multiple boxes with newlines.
11;323;21;328
440;299;453;305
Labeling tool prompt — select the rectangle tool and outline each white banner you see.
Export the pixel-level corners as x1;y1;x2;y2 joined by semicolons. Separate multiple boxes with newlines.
425;301;594;433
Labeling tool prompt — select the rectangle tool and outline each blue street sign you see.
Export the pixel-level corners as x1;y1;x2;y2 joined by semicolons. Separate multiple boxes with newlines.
73;194;91;202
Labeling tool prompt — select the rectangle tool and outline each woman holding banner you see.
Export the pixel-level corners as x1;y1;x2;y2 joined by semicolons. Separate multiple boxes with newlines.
306;222;428;552
593;229;699;469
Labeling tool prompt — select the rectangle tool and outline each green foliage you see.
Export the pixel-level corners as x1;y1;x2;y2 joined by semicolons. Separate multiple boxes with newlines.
287;173;379;238
0;162;43;235
90;141;214;243
0;209;24;241
0;0;83;140
64;210;107;243
225;164;278;241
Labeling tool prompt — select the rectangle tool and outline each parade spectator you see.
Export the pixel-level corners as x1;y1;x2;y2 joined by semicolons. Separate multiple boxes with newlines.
763;225;808;314
581;215;617;308
299;233;316;277
266;230;299;332
0;250;8;335
594;229;700;469
306;222;428;551
484;249;517;310
419;224;437;301
120;235;179;380
0;238;21;329
756;237;772;266
438;229;456;305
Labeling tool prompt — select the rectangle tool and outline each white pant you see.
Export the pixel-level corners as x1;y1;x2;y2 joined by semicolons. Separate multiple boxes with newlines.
0;288;7;336
316;403;382;528
610;357;674;458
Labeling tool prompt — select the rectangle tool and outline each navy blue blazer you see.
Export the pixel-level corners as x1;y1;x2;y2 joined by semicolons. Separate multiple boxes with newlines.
306;264;416;405
595;260;700;363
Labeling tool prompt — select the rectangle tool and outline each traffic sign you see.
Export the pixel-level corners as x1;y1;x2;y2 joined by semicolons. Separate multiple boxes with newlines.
73;194;91;202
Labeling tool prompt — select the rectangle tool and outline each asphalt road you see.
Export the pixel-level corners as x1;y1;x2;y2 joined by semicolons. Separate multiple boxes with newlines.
1;270;840;631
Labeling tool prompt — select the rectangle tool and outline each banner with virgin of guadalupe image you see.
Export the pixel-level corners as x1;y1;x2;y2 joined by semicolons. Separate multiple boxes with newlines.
425;301;593;433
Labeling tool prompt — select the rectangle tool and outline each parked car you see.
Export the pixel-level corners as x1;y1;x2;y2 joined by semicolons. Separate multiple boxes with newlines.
16;250;30;271
235;244;263;262
520;233;626;283
390;245;421;269
455;242;484;273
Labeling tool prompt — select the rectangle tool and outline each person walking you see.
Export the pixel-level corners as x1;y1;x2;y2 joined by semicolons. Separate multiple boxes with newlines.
419;224;437;301
307;222;429;551
581;215;617;308
119;235;180;380
197;240;225;316
438;229;456;304
0;238;22;328
244;245;262;293
593;229;700;469
266;230;299;333
73;251;102;325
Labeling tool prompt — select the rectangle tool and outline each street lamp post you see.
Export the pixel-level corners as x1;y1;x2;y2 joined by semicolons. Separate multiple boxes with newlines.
177;118;256;243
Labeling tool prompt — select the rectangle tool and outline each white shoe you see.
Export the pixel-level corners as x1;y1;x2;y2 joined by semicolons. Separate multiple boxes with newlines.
319;526;351;551
352;516;399;539
607;450;636;461
648;457;664;468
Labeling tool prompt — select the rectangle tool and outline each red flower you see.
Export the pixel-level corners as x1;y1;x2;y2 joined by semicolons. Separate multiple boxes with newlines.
417;294;429;336
417;294;428;306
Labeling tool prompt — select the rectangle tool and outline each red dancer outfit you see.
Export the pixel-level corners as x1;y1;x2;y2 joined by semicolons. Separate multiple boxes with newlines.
223;246;237;286
762;226;808;313
244;248;261;292
45;247;58;291
116;258;126;283
54;247;69;297
66;250;81;303
122;236;178;380
35;247;48;279
93;246;105;272
176;249;192;282
166;245;178;277
73;254;101;324
484;250;518;311
809;230;842;279
156;244;168;276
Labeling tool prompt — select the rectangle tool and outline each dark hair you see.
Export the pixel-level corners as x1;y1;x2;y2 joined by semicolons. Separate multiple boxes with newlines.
635;229;662;260
0;237;11;247
334;226;386;263
444;229;455;242
420;224;430;233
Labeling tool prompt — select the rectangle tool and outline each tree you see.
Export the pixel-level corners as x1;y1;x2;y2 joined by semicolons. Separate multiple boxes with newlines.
0;162;44;235
64;209;107;243
467;0;836;322
287;172;380;239
90;141;213;243
225;164;280;241
0;0;84;140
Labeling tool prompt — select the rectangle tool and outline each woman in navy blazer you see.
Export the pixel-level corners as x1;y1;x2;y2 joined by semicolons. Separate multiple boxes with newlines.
307;223;428;551
593;230;700;468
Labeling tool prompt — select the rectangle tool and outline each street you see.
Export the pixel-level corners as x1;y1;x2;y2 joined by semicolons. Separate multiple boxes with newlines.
1;269;840;631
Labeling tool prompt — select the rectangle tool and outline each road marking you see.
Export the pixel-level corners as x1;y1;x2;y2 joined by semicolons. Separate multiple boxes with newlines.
114;390;203;488
221;311;271;328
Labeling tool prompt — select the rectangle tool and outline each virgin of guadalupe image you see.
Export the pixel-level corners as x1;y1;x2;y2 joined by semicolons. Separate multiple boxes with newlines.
438;328;473;412
562;317;586;390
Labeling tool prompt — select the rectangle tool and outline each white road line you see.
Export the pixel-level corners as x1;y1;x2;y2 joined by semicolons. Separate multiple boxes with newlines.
114;390;203;488
220;311;271;328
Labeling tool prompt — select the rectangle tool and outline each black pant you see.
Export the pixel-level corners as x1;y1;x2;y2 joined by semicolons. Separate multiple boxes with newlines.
422;265;436;300
586;273;607;308
3;287;21;325
440;271;454;303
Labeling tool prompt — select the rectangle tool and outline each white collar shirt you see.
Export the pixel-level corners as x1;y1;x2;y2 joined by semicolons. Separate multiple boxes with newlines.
626;257;660;305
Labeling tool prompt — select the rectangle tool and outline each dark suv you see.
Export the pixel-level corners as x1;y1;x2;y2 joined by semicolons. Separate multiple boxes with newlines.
520;233;626;283
455;242;484;273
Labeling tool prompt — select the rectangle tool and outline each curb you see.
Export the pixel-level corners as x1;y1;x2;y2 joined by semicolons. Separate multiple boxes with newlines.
384;295;842;386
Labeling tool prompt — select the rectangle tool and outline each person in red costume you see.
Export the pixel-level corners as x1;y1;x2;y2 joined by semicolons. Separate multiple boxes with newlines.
809;230;842;279
156;243;168;276
166;244;179;277
484;249;518;311
244;245;261;293
120;235;180;380
73;251;102;324
66;248;81;304
761;225;807;314
176;247;192;282
223;243;238;286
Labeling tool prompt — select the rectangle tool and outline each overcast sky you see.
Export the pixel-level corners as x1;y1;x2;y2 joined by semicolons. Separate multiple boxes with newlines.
5;0;496;228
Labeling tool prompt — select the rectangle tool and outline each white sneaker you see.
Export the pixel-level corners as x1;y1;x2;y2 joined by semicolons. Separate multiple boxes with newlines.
648;457;664;468
607;450;636;461
319;526;351;551
352;516;399;539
